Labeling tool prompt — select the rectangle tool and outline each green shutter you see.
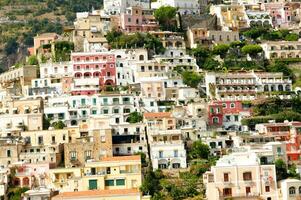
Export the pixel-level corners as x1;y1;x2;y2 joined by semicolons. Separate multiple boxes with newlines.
89;179;97;190
116;179;125;186
105;179;114;186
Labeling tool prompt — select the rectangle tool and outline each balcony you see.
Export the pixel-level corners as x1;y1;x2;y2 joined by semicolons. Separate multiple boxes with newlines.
220;193;261;200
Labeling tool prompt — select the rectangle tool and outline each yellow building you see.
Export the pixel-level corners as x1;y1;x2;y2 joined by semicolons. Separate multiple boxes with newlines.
52;189;150;200
49;156;142;192
203;152;278;200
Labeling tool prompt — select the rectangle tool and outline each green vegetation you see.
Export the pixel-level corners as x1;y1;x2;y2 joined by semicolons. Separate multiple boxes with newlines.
42;115;51;130
7;187;30;200
212;44;230;59
106;30;165;54
27;55;38;65
52;121;66;130
243;27;300;41
241;44;263;58
54;41;74;62
182;71;203;88
189;140;210;160
127;112;143;123
4;38;19;55
241;97;301;129
154;6;178;31
275;159;300;181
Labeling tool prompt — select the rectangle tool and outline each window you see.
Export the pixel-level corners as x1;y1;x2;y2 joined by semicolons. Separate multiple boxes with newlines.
123;108;130;113
299;186;301;194
113;109;119;114
246;186;251;195
85;150;92;160
128;17;131;22
243;172;252;181
289;187;296;195
277;147;282;154
159;151;163;158
38;136;43;145
103;109;109;114
52;136;56;144
7;150;11;157
224;173;229;182
70;151;77;161
93;98;97;105
92;110;97;115
81;99;86;105
115;118;120;124
230;103;235;108
222;103;227;108
116;179;125;186
89;179;98;190
213;117;219;124
174;150;178;157
103;98;108;105
105;179;114;186
63;135;66;141
234;115;239;122
223;188;232;196
265;186;270;192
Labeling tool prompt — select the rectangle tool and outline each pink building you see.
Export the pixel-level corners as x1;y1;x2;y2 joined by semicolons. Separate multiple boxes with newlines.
14;163;49;188
120;6;159;33
71;52;116;95
262;3;292;27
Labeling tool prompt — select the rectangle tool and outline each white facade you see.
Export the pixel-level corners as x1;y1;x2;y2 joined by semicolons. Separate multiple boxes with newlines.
151;0;199;15
104;0;150;15
280;179;301;200
40;62;73;79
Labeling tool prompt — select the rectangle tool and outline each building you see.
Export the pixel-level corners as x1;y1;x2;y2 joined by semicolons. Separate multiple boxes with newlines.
104;0;150;15
72;11;111;52
144;112;187;169
52;189;150;200
187;27;239;48
261;41;301;59
210;4;249;31
33;33;59;55
205;71;292;101
151;0;199;15
64;129;113;168
208;100;252;130
0;138;22;167
0;167;9;198
203;151;279;200
120;6;159;33
246;10;273;27
71;52;116;95
280;179;301;200
0;65;38;95
0;98;43;133
49;155;142;192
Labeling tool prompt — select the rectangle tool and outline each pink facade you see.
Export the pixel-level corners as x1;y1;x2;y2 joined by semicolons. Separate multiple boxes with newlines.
262;3;292;26
120;7;159;33
208;103;223;126
71;52;116;95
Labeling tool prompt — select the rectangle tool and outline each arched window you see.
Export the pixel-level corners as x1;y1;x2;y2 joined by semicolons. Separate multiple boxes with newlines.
213;117;219;124
299;186;301;194
139;55;144;61
289;186;296;195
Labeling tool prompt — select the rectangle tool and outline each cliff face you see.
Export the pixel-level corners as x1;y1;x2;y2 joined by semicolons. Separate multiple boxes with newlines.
0;45;29;72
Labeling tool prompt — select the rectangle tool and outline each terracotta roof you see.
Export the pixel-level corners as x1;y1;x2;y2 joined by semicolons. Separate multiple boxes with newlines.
100;155;140;162
144;112;171;119
52;189;140;199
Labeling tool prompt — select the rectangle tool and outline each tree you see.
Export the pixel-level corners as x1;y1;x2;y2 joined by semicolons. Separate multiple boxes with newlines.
5;38;19;55
192;46;210;66
27;55;38;65
275;159;288;181
154;6;177;31
54;41;74;62
241;44;263;58
134;152;148;167
182;71;203;88
267;62;293;77
243;27;268;40
52;121;66;130
43;115;51;130
189;140;210;159
127;112;143;123
212;44;230;59
285;33;299;41
140;168;163;196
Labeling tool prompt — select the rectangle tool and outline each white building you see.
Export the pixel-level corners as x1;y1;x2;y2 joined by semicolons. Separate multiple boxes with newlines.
104;0;150;15
280;179;301;200
151;0;199;15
